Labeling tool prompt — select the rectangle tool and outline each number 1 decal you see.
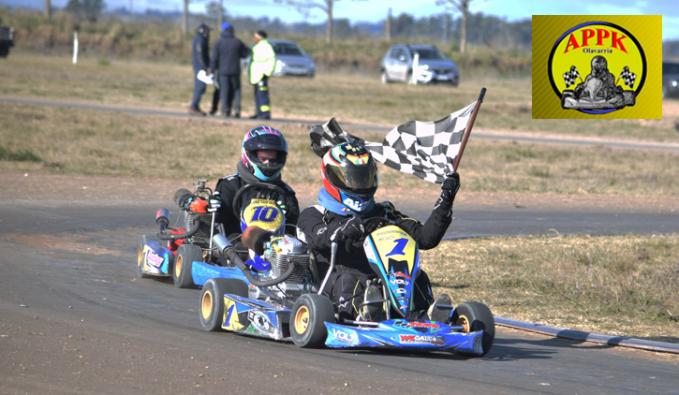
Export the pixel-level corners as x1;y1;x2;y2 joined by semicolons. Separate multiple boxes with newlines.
386;238;408;257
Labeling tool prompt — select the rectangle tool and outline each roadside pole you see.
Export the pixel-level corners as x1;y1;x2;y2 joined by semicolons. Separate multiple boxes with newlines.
72;26;79;65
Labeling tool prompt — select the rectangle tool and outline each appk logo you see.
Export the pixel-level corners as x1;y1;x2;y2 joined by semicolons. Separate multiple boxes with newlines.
532;15;662;119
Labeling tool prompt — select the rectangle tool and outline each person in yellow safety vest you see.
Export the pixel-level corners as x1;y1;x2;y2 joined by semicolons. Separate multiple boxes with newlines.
248;30;276;120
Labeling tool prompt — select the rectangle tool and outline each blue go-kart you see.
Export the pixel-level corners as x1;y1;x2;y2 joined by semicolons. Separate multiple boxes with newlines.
194;184;495;356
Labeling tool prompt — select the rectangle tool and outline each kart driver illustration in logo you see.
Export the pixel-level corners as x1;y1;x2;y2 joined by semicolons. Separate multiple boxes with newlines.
547;20;647;115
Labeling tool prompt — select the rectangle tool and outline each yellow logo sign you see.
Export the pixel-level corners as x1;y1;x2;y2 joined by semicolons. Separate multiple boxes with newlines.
533;16;661;119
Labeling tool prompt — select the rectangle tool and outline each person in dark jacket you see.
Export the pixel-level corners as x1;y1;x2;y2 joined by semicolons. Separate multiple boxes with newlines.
210;22;249;118
214;125;299;238
296;143;459;321
189;23;211;115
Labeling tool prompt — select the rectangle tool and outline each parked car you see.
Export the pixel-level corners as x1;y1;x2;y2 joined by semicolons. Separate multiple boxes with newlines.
270;39;315;77
662;61;679;98
0;25;14;58
380;44;459;86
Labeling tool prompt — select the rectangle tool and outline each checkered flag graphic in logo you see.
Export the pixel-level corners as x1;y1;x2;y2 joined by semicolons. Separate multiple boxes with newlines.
619;66;636;88
562;65;580;88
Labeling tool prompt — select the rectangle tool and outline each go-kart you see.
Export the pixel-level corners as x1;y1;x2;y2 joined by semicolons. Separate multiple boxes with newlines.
135;179;296;290
136;179;230;288
197;193;495;355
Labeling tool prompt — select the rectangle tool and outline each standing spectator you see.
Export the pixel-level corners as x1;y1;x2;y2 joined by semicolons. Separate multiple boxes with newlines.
248;30;276;120
210;22;249;118
189;23;210;116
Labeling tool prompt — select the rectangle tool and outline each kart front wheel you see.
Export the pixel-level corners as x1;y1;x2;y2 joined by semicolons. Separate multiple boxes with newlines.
290;294;335;348
200;278;248;331
135;235;150;279
173;244;202;288
453;301;495;356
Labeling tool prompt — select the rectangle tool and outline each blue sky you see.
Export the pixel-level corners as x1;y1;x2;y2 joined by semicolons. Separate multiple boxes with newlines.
7;0;679;39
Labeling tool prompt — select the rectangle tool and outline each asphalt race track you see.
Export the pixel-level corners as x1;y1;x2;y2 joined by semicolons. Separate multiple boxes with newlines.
1;200;678;394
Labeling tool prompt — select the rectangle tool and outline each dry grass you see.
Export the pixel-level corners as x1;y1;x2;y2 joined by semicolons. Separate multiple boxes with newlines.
2;52;679;142
2;104;679;199
424;234;679;340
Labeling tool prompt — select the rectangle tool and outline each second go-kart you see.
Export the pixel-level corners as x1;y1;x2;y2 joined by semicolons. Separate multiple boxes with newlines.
136;179;222;288
136;179;297;291
197;196;495;355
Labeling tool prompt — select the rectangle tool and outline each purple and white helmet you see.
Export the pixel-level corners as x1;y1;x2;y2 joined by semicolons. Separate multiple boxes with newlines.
241;126;288;181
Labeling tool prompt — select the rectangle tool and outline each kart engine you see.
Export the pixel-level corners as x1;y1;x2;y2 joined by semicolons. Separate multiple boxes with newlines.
262;235;313;296
175;181;213;247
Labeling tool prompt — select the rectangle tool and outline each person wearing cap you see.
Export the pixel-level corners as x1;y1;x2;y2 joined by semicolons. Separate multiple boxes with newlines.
189;23;211;116
248;30;276;120
210;21;249;118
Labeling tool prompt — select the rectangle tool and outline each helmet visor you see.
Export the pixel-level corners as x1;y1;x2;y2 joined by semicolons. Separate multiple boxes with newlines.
246;150;286;176
325;161;377;196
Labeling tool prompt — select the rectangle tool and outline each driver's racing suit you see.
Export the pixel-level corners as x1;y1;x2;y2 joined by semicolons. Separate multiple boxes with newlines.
296;200;452;320
214;161;299;238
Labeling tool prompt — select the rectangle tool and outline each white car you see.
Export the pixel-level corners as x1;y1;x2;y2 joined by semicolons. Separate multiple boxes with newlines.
270;39;316;78
380;44;459;86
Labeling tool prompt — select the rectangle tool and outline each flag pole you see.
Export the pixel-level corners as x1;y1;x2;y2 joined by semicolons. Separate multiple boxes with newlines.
452;87;486;171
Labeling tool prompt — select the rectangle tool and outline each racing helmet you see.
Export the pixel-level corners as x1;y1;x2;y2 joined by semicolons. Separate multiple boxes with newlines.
241;126;288;181
321;143;378;212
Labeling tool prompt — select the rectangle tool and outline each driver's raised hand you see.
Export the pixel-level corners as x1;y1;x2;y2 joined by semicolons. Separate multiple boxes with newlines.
435;172;460;214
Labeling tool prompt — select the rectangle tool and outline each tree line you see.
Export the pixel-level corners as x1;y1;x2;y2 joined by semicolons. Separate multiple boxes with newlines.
41;0;531;51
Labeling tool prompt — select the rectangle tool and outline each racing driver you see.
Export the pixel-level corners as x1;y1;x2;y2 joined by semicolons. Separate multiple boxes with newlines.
296;142;460;322
212;125;299;238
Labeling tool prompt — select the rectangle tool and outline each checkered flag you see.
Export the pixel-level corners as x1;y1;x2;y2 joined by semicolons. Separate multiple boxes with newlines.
310;90;485;184
619;66;636;88
562;65;580;88
364;102;477;184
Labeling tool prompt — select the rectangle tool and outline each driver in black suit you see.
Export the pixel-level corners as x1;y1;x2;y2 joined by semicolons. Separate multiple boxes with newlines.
296;142;460;321
212;126;299;238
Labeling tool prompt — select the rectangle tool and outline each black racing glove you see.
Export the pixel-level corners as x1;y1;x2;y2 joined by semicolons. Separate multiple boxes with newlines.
336;216;365;242
436;172;460;213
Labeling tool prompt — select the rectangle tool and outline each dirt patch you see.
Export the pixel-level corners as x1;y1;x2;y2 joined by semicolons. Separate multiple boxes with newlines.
10;234;124;257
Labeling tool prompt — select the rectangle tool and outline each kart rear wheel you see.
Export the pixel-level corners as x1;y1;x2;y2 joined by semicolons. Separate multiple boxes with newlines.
135;235;150;278
173;244;202;288
290;294;335;348
453;301;495;356
200;278;248;331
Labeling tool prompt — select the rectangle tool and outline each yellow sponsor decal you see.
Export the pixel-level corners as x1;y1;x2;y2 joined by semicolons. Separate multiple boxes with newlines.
370;225;416;273
242;198;282;232
533;15;661;119
222;296;245;331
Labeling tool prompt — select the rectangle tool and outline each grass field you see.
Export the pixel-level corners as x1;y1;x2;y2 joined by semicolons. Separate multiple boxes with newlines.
2;52;679;142
3;104;679;199
424;234;679;339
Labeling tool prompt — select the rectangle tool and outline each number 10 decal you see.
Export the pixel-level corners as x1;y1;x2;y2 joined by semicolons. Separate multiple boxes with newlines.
251;206;278;222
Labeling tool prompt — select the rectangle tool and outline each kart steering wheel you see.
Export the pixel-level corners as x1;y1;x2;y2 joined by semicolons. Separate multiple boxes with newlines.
231;182;288;218
360;216;394;236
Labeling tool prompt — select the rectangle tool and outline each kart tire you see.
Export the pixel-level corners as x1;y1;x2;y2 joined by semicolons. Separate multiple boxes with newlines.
173;243;202;288
200;278;248;331
290;294;335;348
135;235;150;279
453;301;495;356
